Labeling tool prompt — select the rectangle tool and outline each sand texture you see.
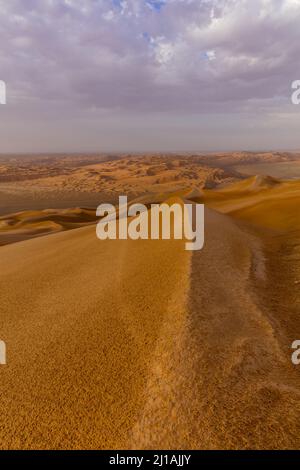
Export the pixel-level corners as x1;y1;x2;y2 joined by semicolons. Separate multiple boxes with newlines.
1;153;300;449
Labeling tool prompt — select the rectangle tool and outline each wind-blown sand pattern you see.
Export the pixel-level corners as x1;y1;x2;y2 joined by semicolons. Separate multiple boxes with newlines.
1;153;300;449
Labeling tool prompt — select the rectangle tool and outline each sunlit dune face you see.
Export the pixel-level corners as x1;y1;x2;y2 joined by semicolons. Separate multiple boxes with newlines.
204;176;300;232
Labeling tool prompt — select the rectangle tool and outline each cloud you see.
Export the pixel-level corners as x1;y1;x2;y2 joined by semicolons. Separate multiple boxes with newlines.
0;0;300;151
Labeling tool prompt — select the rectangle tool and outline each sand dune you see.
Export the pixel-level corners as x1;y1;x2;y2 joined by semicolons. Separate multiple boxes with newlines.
1;188;300;449
0;153;244;217
204;175;300;231
0;155;214;199
3;152;297;217
0;207;97;245
0;216;191;449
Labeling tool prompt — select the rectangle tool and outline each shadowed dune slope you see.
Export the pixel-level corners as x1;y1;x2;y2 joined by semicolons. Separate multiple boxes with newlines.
0;207;97;245
1;201;300;449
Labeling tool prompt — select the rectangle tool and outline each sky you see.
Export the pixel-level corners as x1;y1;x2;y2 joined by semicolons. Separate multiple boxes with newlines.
0;0;300;153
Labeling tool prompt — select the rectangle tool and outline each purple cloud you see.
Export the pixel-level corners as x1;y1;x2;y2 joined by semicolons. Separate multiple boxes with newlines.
0;0;299;152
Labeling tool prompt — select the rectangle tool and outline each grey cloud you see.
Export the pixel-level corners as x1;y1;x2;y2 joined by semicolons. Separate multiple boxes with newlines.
0;0;299;151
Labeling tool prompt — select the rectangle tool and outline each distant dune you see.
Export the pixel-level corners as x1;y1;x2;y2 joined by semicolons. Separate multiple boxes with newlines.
0;156;215;198
0;207;97;245
204;175;300;231
2;151;299;215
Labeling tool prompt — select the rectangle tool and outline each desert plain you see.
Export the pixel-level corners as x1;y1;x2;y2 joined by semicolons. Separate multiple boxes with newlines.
0;151;300;449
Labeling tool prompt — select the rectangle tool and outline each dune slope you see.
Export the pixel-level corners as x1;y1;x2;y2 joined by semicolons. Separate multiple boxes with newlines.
0;207;98;245
0;220;191;449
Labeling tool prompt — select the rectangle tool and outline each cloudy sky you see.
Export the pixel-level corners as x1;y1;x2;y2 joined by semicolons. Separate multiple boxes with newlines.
0;0;300;152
